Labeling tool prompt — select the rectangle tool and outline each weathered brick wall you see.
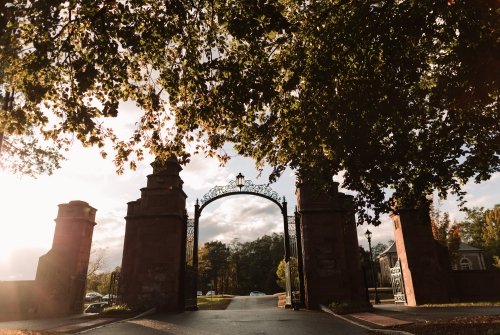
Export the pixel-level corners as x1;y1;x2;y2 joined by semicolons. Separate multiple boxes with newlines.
297;182;366;309
120;157;187;311
452;270;500;301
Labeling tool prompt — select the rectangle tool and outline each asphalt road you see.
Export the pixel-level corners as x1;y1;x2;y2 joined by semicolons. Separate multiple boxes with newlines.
82;295;369;335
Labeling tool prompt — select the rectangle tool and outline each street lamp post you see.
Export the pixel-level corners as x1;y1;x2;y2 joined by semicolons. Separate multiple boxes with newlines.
365;229;381;304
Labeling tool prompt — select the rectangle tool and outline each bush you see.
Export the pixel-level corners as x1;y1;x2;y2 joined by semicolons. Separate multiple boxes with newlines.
102;304;136;315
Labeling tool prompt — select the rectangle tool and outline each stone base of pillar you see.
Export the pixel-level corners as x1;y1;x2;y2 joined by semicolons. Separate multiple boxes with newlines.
297;182;366;309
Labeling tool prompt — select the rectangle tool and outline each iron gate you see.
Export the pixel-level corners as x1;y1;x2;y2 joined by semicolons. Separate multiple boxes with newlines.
184;175;305;310
107;270;120;306
390;258;406;304
287;213;304;309
184;217;198;310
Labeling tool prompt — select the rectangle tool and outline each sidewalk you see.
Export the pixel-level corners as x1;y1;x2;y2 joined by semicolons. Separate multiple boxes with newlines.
1;304;499;334
334;303;500;334
372;303;500;323
0;313;127;334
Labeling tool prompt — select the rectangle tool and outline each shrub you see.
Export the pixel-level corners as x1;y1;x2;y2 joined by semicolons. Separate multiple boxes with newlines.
102;304;136;315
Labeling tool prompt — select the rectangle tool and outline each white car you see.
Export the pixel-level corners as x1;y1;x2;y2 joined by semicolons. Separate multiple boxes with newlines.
206;291;216;296
249;291;266;296
85;291;103;302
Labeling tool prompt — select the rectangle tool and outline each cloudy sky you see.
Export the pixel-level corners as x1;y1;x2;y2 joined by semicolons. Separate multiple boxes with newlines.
1;131;499;281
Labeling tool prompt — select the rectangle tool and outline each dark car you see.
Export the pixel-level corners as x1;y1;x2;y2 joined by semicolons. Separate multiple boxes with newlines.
84;302;108;313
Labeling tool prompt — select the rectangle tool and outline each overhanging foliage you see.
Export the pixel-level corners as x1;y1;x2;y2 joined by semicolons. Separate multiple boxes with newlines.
1;0;498;223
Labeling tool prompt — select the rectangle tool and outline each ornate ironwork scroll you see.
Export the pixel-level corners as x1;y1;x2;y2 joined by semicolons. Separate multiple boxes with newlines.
184;217;198;310
199;180;282;207
288;216;298;261
186;218;195;267
390;259;406;304
287;215;303;308
108;271;120;306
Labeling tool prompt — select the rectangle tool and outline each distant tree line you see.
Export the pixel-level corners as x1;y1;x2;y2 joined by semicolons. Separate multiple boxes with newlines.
459;204;500;269
85;249;120;295
198;233;286;295
429;201;500;270
85;234;288;297
87;270;117;295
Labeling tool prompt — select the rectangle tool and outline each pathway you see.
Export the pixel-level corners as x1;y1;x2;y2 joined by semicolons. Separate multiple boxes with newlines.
82;295;370;335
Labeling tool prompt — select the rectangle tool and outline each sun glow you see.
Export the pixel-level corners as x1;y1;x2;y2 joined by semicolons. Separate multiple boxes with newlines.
0;173;57;279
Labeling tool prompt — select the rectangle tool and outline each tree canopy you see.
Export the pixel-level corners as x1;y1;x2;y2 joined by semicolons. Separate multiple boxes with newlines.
460;204;500;268
1;0;498;223
198;234;284;295
430;202;461;264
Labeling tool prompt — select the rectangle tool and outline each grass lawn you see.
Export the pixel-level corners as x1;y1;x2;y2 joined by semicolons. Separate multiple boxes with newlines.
197;295;233;310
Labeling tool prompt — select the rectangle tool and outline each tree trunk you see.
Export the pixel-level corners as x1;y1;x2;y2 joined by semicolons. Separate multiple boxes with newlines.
1;90;12;154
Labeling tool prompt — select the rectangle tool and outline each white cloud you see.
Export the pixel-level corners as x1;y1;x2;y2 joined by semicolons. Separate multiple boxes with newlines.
198;195;284;245
181;155;231;191
357;216;395;250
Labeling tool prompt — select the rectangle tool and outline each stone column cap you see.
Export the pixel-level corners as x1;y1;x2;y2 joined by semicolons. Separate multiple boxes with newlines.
57;200;97;222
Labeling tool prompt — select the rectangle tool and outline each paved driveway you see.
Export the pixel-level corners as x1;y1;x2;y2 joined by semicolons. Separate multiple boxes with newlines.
83;295;369;335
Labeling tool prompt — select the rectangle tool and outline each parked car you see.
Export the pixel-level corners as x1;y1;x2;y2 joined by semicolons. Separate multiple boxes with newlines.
84;302;108;313
206;291;216;296
197;291;203;296
249;291;266;296
85;291;103;302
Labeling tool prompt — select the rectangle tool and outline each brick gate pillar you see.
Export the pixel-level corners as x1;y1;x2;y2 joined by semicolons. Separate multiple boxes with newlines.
391;206;453;306
296;182;366;309
36;200;97;316
120;157;187;311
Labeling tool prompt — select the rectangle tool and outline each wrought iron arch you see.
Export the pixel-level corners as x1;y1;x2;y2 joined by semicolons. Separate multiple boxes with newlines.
194;178;289;269
197;179;285;214
184;174;303;310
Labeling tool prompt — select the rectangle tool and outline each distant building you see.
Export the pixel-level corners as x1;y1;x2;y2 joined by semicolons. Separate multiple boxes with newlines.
378;241;486;286
452;243;486;271
377;243;398;286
